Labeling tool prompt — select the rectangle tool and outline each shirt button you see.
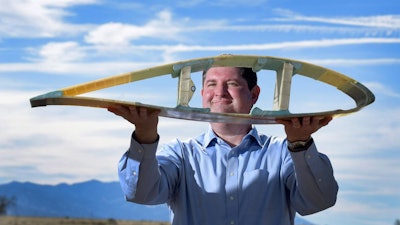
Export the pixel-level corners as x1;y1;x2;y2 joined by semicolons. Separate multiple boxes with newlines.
230;172;234;176
230;220;235;224
133;171;137;176
318;178;322;182
230;196;235;200
137;149;142;153
307;155;311;159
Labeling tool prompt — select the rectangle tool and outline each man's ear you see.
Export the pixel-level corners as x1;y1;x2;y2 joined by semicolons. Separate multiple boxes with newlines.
251;85;260;104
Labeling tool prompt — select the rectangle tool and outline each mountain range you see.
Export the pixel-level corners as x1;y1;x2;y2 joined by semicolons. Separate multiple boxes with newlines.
0;180;314;224
0;180;168;221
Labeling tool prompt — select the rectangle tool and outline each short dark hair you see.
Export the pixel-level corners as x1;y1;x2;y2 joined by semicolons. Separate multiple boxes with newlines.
202;67;257;90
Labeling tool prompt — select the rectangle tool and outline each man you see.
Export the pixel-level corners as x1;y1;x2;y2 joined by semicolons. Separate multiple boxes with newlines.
108;67;338;225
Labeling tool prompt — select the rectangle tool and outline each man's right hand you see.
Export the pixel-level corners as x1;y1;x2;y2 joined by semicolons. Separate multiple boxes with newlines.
108;105;160;144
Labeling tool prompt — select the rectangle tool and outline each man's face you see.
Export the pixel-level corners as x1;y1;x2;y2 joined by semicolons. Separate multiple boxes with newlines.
201;67;260;114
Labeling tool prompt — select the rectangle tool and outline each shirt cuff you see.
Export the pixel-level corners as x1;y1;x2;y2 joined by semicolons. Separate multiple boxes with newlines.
127;131;159;161
289;141;318;166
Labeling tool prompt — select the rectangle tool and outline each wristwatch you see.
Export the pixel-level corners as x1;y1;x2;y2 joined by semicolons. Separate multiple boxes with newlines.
287;137;313;152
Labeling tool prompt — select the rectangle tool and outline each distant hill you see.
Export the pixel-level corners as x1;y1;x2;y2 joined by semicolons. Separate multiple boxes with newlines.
0;216;169;225
0;180;315;224
0;180;168;221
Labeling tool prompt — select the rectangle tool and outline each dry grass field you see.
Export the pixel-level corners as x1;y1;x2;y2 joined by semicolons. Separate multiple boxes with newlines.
0;216;171;225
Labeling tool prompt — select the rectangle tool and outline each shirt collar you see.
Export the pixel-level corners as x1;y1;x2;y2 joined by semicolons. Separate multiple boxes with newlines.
203;125;218;148
246;127;264;147
202;125;263;148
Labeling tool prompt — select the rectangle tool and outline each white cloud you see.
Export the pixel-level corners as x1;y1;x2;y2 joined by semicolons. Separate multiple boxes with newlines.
0;87;131;184
334;157;400;186
306;58;400;67
301;107;400;225
2;37;398;75
84;10;184;45
274;9;400;29
0;38;400;76
104;38;400;53
0;85;205;184
32;41;86;62
0;0;96;38
175;0;267;7
0;61;157;76
313;107;400;156
313;197;400;225
364;81;400;98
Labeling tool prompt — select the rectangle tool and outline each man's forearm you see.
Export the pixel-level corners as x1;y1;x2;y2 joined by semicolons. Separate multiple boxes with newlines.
289;144;338;215
118;135;162;203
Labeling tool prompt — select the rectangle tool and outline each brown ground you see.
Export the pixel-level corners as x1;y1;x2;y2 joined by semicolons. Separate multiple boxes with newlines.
0;216;171;225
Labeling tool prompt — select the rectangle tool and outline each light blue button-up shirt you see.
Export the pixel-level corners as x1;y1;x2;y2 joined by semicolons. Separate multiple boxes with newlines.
118;127;338;225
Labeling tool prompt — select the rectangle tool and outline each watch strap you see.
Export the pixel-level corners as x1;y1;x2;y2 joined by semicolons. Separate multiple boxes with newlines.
287;137;313;152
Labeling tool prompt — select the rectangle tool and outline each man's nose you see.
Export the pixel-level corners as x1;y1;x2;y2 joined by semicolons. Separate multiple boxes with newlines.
214;83;228;96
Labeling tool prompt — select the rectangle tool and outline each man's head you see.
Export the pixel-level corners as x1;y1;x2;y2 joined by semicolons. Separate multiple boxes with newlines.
202;67;257;91
201;67;260;114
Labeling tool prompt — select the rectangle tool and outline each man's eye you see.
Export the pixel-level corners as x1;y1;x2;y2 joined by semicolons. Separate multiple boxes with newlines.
227;82;239;86
207;83;216;87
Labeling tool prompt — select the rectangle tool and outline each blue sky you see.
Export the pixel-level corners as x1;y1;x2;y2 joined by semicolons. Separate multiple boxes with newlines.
1;0;399;224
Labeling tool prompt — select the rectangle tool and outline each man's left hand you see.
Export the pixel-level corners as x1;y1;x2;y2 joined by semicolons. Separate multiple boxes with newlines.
276;116;332;142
